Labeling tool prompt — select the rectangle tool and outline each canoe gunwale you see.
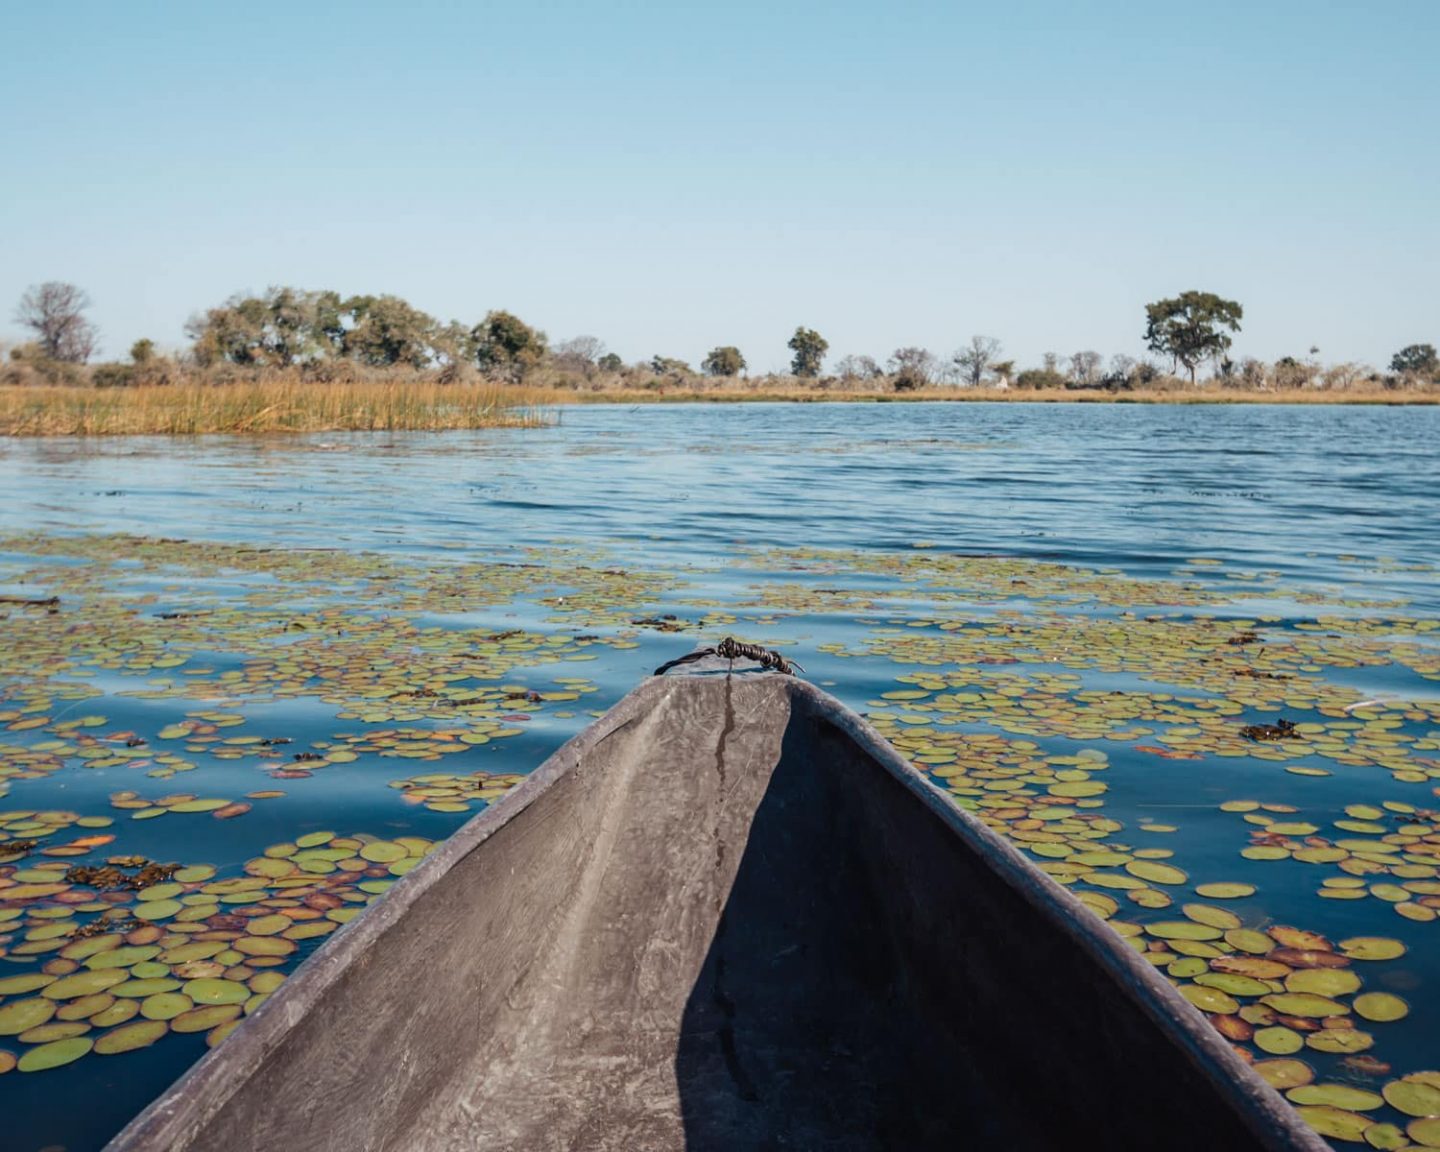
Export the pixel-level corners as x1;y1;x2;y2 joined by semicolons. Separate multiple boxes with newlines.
105;671;1326;1151
784;677;1327;1152
104;674;680;1151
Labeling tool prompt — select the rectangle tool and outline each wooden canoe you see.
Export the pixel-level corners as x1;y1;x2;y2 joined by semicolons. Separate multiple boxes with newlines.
108;657;1326;1151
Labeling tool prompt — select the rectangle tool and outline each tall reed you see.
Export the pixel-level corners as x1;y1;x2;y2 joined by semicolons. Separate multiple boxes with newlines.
0;379;550;436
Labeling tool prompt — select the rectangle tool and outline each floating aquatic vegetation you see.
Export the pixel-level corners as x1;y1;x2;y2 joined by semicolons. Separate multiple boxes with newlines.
1216;800;1440;924
3;528;1439;1148
389;769;528;813
741;546;1413;612
1240;719;1301;741
63;857;178;891
108;792;263;821
847;588;1440;1144
0;832;439;1074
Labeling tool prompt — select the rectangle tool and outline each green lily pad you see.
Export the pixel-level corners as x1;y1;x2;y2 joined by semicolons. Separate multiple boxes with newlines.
170;1003;243;1033
1194;882;1255;899
0;999;56;1036
1287;1084;1384;1111
181;979;250;1006
1260;993;1348;1018
1353;993;1408;1023
94;1018;168;1055
1284;969;1361;998
16;1036;92;1072
1383;1075;1440;1118
1126;860;1187;885
1340;938;1406;962
40;969;126;1000
1254;1058;1314;1089
1296;1106;1375;1143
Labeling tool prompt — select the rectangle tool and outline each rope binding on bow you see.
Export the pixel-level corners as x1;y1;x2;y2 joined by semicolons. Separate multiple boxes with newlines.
653;636;803;677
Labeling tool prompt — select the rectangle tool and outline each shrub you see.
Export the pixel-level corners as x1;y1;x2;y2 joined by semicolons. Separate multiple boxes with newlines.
91;363;135;388
1014;369;1067;390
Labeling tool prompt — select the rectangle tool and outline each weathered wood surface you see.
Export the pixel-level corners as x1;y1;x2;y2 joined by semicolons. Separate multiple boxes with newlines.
107;670;1325;1151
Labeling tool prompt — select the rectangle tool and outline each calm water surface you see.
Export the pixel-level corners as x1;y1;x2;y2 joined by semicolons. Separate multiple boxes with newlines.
1;402;1437;1149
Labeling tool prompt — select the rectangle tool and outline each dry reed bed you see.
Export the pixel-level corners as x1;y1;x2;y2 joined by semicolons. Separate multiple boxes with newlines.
5;380;1435;438
0;380;550;436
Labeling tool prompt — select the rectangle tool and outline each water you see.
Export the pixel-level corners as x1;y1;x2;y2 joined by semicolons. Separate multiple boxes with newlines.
1;402;1437;1149
5;404;1435;579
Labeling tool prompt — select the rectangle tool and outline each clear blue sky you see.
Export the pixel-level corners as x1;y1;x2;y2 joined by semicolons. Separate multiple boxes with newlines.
2;0;1435;372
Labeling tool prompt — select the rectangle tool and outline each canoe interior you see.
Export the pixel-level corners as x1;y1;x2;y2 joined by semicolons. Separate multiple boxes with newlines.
112;674;1317;1151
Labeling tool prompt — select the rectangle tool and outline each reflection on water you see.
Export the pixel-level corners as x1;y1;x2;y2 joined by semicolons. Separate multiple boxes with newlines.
2;403;1434;585
0;402;1438;1150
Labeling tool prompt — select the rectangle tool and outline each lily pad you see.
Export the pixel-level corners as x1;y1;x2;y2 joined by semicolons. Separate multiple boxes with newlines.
1296;1106;1375;1143
1284;969;1361;998
182;978;250;1006
1287;1084;1384;1111
94;1018;168;1054
1126;860;1187;885
1254;1026;1303;1055
1254;1058;1314;1089
0;999;56;1036
1382;1074;1440;1118
1353;993;1409;1023
1340;938;1406;962
1260;993;1348;1018
15;1036;92;1073
171;1003;243;1033
1194;882;1255;899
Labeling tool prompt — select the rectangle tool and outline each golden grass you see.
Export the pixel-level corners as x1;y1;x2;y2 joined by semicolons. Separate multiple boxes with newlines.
0;379;551;436
5;376;1433;438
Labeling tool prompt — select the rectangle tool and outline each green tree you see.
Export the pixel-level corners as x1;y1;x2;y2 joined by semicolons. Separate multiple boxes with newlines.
185;287;330;367
1143;291;1243;384
1391;344;1438;377
431;320;476;368
130;338;156;365
788;327;828;377
702;346;746;376
263;286;316;365
311;290;349;355
472;310;547;381
1014;368;1067;390
597;352;623;373
341;295;436;368
185;295;266;365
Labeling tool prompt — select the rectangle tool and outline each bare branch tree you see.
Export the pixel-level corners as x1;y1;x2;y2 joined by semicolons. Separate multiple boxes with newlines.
1069;350;1103;385
1322;362;1366;391
550;335;606;379
15;281;99;362
1104;354;1136;387
952;335;1001;387
887;347;939;390
835;355;885;380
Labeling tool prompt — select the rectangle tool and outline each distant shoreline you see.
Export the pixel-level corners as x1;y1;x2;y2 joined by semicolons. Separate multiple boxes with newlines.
547;386;1439;407
2;381;1436;437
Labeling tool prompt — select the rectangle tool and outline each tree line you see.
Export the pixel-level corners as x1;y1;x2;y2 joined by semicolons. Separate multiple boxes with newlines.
7;280;1439;391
